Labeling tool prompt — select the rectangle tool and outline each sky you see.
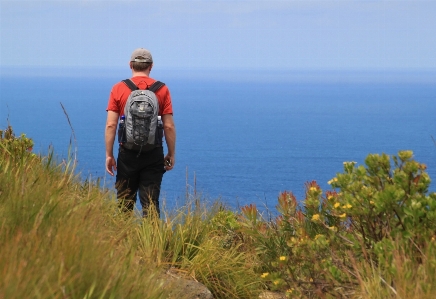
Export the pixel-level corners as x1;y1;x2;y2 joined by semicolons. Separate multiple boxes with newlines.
1;0;436;71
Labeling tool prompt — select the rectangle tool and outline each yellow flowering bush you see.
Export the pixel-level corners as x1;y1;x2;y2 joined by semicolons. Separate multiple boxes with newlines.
237;151;436;298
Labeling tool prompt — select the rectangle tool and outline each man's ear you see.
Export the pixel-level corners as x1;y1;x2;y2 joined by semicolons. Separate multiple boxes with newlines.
129;62;133;69
149;63;153;72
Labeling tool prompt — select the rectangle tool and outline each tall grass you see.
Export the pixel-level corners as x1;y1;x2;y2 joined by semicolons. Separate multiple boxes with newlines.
0;127;264;299
134;201;263;298
0;128;173;299
355;239;436;299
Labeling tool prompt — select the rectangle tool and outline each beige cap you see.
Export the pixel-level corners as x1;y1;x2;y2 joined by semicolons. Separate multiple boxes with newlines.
130;48;153;63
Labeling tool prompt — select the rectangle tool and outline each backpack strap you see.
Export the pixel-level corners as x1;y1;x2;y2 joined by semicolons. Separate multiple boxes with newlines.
122;79;165;93
148;81;165;93
122;79;139;91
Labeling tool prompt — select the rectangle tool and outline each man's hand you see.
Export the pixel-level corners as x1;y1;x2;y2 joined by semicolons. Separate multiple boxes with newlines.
106;156;117;176
162;114;176;171
105;111;119;176
164;154;175;171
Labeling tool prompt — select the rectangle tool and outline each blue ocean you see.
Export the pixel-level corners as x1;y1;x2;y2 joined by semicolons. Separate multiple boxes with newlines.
1;68;435;210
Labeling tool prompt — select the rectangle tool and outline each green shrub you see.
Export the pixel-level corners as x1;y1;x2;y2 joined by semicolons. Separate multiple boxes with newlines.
238;151;436;298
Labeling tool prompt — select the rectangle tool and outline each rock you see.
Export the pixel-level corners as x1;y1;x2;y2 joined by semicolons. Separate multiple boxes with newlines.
259;291;287;299
161;267;214;299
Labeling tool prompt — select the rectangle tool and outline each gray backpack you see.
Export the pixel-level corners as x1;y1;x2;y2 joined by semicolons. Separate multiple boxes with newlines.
118;79;165;153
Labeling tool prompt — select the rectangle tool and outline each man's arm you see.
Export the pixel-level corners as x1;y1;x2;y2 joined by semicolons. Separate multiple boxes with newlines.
162;114;176;171
105;110;119;176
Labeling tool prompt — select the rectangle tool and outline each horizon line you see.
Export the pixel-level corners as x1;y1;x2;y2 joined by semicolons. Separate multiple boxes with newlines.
2;66;436;84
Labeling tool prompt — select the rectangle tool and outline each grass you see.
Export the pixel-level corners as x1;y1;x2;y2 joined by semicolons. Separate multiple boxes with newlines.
353;239;436;299
0;126;263;299
1;126;435;299
0;133;171;298
133;201;263;298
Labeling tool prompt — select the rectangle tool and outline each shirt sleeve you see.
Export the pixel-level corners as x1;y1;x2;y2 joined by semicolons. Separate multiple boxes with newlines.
158;86;173;115
106;87;120;113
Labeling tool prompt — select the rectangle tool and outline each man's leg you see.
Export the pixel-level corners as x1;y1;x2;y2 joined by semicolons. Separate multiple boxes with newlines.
138;147;165;217
116;147;140;213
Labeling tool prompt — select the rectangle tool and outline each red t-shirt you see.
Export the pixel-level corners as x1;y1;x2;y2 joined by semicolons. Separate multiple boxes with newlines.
106;76;173;116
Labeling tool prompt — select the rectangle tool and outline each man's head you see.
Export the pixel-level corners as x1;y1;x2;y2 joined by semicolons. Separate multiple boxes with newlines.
130;48;153;72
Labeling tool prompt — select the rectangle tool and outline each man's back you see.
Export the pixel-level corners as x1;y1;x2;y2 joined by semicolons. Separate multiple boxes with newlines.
107;76;173;117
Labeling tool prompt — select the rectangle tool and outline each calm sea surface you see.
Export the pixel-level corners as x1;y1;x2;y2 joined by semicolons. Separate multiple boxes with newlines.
1;68;435;210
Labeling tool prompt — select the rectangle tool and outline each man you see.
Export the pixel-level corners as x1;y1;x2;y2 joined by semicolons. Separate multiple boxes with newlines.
105;48;176;217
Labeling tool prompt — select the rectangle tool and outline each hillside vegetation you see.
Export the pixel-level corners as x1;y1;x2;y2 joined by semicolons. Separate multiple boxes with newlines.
1;126;435;299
